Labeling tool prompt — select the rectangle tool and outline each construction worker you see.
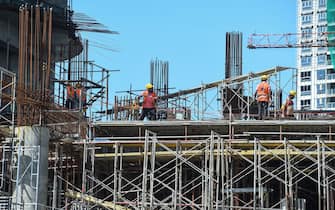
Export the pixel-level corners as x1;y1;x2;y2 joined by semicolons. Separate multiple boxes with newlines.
66;84;75;109
281;90;296;119
139;83;157;120
74;83;86;110
131;99;140;120
254;75;271;120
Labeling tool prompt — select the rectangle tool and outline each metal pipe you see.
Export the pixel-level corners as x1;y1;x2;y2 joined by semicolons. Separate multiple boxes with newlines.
113;142;119;205
52;143;59;210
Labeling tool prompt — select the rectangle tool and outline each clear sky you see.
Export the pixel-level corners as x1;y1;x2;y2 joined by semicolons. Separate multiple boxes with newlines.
73;0;297;95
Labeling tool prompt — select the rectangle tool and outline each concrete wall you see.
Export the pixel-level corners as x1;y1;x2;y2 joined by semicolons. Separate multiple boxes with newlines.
12;126;50;210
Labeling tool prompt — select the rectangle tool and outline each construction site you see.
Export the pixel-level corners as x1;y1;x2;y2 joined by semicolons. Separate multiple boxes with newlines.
1;0;335;210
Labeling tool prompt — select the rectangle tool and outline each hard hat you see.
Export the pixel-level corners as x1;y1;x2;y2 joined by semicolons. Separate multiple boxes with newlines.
289;90;296;96
145;83;153;89
261;75;268;81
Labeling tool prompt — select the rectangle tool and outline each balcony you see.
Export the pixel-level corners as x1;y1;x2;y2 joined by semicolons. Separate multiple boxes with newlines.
301;77;311;82
301;91;311;96
327;74;335;80
301;105;311;110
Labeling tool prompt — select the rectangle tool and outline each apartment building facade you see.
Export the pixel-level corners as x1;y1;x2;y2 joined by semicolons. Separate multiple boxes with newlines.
297;0;334;110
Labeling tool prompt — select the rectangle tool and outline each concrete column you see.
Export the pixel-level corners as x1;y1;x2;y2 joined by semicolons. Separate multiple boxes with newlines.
12;126;50;210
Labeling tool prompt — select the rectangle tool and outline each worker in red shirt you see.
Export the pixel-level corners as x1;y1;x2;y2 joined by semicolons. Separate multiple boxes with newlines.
254;75;271;120
281;90;296;119
139;83;157;120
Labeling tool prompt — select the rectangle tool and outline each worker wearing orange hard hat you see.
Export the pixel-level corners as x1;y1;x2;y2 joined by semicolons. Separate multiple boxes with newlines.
139;83;157;120
254;75;272;120
281;90;296;119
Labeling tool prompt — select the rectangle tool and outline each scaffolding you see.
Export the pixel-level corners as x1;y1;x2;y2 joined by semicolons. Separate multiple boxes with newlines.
0;66;15;133
163;66;295;120
47;120;334;210
0;144;42;210
112;66;296;121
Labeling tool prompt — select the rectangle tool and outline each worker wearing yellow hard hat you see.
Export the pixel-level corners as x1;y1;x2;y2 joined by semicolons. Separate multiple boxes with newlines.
254;75;271;120
261;75;268;81
289;90;296;97
145;83;153;89
139;83;157;120
281;90;296;119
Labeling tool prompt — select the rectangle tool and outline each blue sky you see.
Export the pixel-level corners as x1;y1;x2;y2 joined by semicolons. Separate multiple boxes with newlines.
73;0;297;94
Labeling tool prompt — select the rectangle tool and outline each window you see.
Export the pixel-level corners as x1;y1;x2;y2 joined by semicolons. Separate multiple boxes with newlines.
302;27;312;39
317;98;325;108
301;85;311;92
319;0;326;7
317;69;326;80
327;55;332;65
317;39;327;51
318;47;327;52
317;25;327;34
327;83;335;94
317;84;326;94
318;11;327;22
301;85;311;96
318;54;326;64
302;14;312;24
301;99;311;109
301;71;311;82
328;88;335;94
302;0;312;10
301;56;312;66
327;69;335;79
327;97;335;108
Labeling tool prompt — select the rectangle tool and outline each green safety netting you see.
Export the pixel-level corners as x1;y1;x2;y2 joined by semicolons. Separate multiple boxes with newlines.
328;0;335;67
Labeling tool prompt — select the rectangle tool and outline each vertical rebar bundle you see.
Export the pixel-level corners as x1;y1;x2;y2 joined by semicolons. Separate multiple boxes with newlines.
225;32;242;80
223;32;243;117
150;58;169;114
17;5;53;126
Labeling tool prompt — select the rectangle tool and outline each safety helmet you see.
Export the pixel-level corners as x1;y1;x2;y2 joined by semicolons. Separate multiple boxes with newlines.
261;75;268;81
145;83;153;89
289;90;296;96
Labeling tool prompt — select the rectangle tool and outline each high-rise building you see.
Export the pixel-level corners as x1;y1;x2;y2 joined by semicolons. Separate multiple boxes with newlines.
297;0;331;110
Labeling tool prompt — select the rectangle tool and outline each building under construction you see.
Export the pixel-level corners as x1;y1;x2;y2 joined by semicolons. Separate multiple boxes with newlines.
1;1;335;210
